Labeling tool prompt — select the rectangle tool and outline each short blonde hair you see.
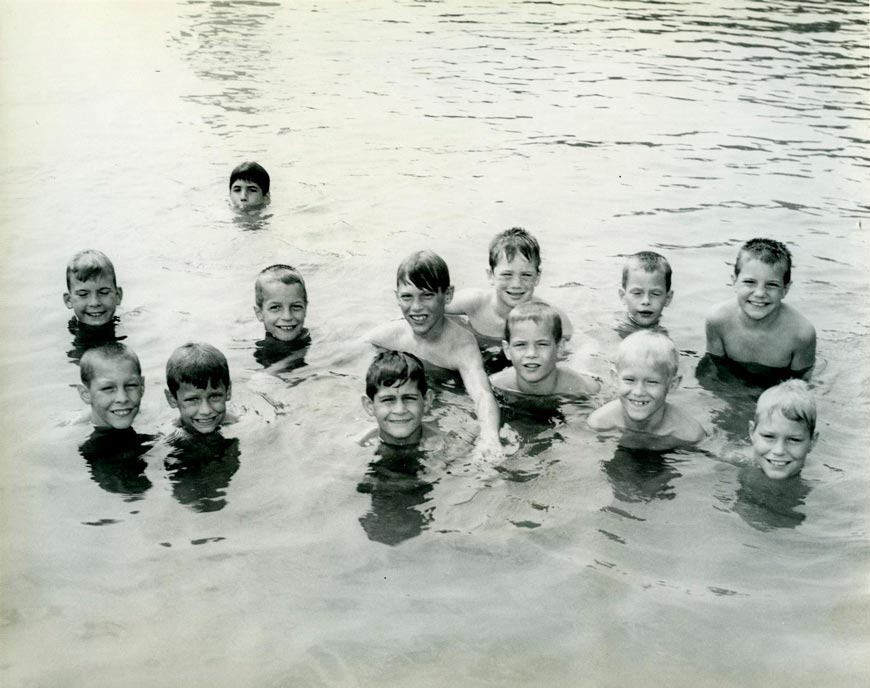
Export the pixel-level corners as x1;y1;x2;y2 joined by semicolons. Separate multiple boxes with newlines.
616;330;679;378
754;379;816;435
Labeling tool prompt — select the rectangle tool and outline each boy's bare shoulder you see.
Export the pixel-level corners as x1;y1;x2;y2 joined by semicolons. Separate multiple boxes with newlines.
488;366;518;392
782;303;816;339
664;403;706;444
588;400;621;430
444;316;482;350
557;366;601;396
706;299;736;325
447;288;489;315
366;320;407;348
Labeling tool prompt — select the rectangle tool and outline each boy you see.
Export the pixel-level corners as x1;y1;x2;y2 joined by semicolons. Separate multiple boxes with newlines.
617;251;673;335
446;227;573;341
588;330;705;447
749;379;818;480
64;249;123;330
229;161;270;209
366;250;502;457
164;342;233;436
253;264;311;369
361;350;437;447
490;302;600;397
77;342;144;431
705;238;816;380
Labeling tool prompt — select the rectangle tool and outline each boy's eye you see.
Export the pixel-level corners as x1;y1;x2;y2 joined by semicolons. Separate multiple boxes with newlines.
759;433;775;440
402;395;420;403
651;291;662;297
100;386;115;393
379;395;396;403
76;291;89;297
291;304;305;312
268;304;281;311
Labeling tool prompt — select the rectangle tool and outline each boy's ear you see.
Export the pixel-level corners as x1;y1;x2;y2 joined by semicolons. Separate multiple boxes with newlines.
253;305;265;323
63;292;73;309
810;431;819;450
486;267;494;283
501;339;511;360
225;384;232;401
668;373;682;391
115;286;123;303
77;384;91;405
444;285;454;304
533;268;541;287
748;420;756;436
618;287;626;302
557;338;566;357
165;389;178;409
610;365;618;381
782;281;791;297
665;290;674;306
361;396;374;417
423;389;433;414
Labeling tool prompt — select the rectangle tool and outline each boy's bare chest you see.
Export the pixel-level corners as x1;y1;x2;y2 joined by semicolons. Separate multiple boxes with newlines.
726;325;793;367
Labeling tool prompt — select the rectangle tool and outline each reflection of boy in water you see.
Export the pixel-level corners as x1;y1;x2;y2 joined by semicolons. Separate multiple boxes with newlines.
76;342;153;497
253;264;311;370
64;249;125;361
164;432;240;513
588;330;705;450
704;238;816;383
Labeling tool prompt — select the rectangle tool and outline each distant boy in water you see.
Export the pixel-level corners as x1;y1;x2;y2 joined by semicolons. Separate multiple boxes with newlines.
360;350;439;448
588;330;705;448
229;161;270;209
749;379;818;480
616;251;673;337
490;302;599;397
64;250;124;358
366;250;502;459
165;342;234;437
446;227;573;344
705;238;815;381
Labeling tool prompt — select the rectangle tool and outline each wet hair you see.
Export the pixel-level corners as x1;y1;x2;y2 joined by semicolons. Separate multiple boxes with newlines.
754;379;816;436
616;330;679;378
396;250;450;293
255;264;307;306
622;251;672;291
66;249;117;290
504;301;562;343
365;350;428;399
80;342;141;386
166;342;231;397
488;227;541;271
229;161;270;195
734;238;792;285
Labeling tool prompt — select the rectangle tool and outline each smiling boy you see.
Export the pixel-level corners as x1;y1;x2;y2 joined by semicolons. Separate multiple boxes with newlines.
366;250;502;457
254;264;309;343
64;249;123;329
229;161;270;209
490;302;599;397
165;342;233;436
749;379;818;480
78;342;144;431
705;238;816;381
588;330;705;447
618;251;673;335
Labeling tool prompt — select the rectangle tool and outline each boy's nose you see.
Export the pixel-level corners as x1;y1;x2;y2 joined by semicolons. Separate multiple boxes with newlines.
114;387;130;403
771;438;786;455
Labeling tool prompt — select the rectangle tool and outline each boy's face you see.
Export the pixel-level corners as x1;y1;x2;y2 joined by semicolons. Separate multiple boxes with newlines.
503;319;560;386
733;257;790;321
362;380;430;445
78;358;144;430
488;251;540;309
64;275;122;327
254;281;307;342
229;179;266;208
619;268;673;328
396;281;453;337
749;410;816;480
165;381;231;435
614;355;678;426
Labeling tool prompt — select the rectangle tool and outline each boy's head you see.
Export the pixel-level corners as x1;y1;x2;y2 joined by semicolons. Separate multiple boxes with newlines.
613;331;681;426
487;227;541;309
229;161;270;208
78;342;144;430
395;250;453;337
254;264;308;342
502;302;563;387
164;342;232;435
732;238;792;321
619;251;673;328
362;350;431;445
749;379;818;480
63;250;123;327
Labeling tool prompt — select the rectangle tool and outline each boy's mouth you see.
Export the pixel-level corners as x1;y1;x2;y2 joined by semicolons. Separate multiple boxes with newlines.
111;409;134;417
408;314;428;324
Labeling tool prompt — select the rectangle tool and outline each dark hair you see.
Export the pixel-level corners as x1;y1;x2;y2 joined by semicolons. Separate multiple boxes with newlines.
622;251;672;291
66;249;117;290
504;301;562;343
80;342;141;386
735;238;792;285
166;342;231;396
396;250;450;292
255;264;307;306
229;161;270;195
488;227;541;270
365;351;428;399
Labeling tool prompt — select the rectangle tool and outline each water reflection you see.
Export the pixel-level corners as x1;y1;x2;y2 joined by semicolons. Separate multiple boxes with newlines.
254;329;310;370
164;432;241;512
79;428;155;499
66;317;125;364
499;400;567;465
357;444;436;546
733;465;811;532
603;447;682;503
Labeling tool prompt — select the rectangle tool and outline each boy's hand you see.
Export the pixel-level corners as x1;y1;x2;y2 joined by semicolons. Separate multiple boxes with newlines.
471;434;505;466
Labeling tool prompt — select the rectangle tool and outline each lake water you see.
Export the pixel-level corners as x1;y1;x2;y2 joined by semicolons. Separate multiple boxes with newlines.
1;1;868;686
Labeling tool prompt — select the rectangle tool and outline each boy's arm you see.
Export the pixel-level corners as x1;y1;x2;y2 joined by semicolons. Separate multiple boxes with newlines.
456;350;502;449
364;321;400;350
704;309;726;356
587;401;617;431
791;322;816;375
445;288;486;316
